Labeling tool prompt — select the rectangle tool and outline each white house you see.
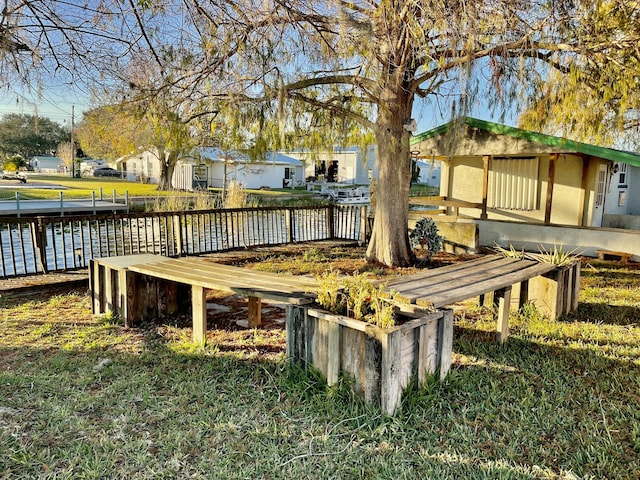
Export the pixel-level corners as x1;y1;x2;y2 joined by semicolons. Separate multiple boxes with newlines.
415;159;441;187
286;146;377;185
116;149;163;184
29;155;65;174
195;148;305;190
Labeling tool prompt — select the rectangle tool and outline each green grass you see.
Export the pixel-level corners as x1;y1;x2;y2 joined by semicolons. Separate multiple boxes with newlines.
0;257;639;479
0;175;165;200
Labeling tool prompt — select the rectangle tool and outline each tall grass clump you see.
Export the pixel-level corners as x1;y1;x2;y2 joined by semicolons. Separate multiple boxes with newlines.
495;242;581;266
147;192;218;212
223;180;248;208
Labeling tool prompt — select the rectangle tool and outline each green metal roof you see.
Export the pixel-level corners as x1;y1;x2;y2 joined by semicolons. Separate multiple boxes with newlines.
411;117;640;167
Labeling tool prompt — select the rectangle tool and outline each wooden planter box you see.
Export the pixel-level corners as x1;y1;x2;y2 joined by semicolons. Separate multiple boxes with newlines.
286;305;454;415
527;259;581;319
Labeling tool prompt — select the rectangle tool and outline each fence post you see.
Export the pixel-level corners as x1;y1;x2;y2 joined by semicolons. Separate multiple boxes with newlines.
31;217;48;273
285;209;293;243
92;191;96;215
99;187;103;201
327;205;335;239
360;205;368;244
59;192;64;217
125;191;129;214
174;213;184;255
15;192;20;218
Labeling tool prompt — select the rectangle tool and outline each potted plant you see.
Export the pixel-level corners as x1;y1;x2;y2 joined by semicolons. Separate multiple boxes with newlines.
286;271;453;415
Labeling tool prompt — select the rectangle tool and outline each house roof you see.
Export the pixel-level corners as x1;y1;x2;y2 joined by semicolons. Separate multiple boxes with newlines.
411;117;640;167
199;148;302;166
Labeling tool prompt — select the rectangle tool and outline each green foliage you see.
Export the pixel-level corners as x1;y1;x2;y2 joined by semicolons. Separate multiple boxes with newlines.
409;218;443;259
527;243;582;266
1;155;23;172
0;114;68;158
315;270;346;314
495;242;581;266
493;243;526;260
315;271;396;328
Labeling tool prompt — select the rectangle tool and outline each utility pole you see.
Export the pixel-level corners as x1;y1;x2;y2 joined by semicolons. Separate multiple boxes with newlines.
70;105;75;177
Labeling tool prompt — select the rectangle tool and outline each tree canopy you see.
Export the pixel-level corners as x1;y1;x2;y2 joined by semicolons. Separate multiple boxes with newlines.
122;0;639;266
3;1;640;266
0;113;68;158
518;1;640;147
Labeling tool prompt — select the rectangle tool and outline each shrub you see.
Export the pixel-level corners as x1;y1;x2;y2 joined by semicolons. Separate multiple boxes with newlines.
315;271;397;328
409;218;443;260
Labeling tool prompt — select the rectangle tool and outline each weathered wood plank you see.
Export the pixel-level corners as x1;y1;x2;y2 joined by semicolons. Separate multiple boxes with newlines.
247;296;262;328
571;262;581;310
416;263;554;308
192;285;207;345
393;258;542;304
380;328;403;416
495;286;512;343
418;317;438;383
326;320;341;386
384;255;514;291
438;309;454;380
519;279;530;309
129;259;317;304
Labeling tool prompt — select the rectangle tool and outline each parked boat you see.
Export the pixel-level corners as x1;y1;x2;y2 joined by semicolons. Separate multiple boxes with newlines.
327;186;370;204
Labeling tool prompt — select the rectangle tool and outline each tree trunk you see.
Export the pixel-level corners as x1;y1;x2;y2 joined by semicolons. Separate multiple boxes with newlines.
157;149;177;191
366;86;414;267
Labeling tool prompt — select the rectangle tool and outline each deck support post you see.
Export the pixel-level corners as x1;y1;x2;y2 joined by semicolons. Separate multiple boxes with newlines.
192;285;207;345
495;286;512;343
248;296;262;328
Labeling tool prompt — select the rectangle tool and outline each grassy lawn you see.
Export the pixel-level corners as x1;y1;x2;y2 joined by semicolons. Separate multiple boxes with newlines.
0;176;320;208
0;175;165;200
0;248;639;479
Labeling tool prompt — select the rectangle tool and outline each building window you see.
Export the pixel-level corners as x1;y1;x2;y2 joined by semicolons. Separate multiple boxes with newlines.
618;163;627;187
618;191;627;207
595;166;607;207
284;167;294;180
488;156;539;210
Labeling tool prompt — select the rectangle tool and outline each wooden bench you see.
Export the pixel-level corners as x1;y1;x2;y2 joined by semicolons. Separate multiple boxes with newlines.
91;255;318;344
92;253;580;346
383;255;580;342
596;250;632;263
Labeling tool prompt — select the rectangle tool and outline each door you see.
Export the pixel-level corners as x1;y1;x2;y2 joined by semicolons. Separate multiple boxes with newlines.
592;163;607;227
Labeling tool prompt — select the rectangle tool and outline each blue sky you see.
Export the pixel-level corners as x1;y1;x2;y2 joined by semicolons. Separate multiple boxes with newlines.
0;89;88;128
0;87;518;137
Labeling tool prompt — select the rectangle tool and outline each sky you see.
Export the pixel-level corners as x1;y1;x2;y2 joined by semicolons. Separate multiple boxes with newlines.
0;84;518;139
0;88;89;128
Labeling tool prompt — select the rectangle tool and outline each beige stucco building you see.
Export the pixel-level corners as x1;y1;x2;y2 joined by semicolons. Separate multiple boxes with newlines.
411;117;640;230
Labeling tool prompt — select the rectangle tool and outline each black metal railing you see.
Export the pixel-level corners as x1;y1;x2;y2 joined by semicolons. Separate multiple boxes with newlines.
0;205;369;278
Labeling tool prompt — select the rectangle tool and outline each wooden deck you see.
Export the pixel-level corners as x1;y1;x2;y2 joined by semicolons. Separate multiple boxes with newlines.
91;253;580;345
91;255;318;343
383;255;579;342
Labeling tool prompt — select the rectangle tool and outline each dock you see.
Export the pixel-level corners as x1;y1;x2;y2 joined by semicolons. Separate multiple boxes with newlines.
0;199;128;216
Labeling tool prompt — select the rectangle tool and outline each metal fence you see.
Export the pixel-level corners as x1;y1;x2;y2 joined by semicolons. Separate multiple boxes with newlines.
0;205;369;278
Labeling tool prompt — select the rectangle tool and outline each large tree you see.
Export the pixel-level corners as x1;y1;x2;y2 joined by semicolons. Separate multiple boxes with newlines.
0;113;68;158
518;1;640;147
4;1;640;266
77;96;195;190
128;0;639;266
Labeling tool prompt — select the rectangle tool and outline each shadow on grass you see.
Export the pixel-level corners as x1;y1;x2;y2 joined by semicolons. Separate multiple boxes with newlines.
1;283;639;479
566;302;640;326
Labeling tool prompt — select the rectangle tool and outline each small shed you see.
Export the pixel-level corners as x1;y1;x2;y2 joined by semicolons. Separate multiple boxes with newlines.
199;148;305;189
410;117;640;229
29;155;65;174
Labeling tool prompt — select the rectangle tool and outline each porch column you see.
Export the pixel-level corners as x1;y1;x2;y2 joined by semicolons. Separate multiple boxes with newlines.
481;155;491;219
544;153;558;224
578;156;589;226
